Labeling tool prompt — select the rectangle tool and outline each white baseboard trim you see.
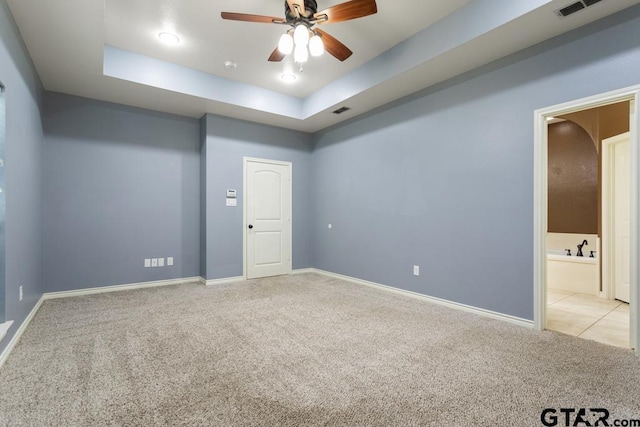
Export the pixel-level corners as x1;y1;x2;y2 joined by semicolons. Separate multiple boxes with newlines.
43;276;202;300
291;268;316;275
202;276;245;286
0;320;14;343
303;269;534;329
0;298;44;370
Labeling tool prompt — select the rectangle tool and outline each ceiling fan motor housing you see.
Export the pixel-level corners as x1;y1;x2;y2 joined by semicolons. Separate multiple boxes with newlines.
285;0;318;21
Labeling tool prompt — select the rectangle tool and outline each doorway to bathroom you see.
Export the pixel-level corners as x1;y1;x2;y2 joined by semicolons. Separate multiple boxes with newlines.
534;86;640;355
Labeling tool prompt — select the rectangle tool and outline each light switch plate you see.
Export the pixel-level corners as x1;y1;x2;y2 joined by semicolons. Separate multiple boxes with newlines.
151;258;158;267
144;259;151;268
167;257;174;266
158;258;165;267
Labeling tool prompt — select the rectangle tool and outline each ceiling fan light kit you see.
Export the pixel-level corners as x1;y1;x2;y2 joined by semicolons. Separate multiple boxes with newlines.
293;24;310;47
279;24;322;63
309;34;324;56
278;33;294;55
221;0;377;63
294;44;309;63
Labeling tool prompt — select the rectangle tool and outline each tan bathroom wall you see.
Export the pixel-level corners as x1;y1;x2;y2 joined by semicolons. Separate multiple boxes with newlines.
548;121;598;234
558;101;630;237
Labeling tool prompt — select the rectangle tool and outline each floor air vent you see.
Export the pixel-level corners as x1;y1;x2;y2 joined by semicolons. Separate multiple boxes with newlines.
333;106;350;115
557;0;603;17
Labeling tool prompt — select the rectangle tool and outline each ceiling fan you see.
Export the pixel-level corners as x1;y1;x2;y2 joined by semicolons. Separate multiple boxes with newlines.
221;0;378;63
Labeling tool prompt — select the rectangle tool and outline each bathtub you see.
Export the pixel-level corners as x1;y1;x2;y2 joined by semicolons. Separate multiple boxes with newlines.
547;249;599;296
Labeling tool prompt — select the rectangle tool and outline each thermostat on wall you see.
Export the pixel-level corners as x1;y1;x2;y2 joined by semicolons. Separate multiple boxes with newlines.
226;189;237;198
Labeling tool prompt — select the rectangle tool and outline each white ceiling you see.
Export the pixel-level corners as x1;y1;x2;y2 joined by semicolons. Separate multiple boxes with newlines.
6;0;640;132
105;0;472;98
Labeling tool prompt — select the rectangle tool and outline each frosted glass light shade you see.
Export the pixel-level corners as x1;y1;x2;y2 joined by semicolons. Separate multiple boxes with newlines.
294;45;308;63
278;33;294;55
309;35;324;56
293;24;309;47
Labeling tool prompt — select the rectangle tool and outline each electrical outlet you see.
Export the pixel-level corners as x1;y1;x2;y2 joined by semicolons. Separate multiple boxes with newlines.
144;258;151;268
167;257;174;266
19;286;23;301
151;258;158;267
413;265;420;276
158;258;165;267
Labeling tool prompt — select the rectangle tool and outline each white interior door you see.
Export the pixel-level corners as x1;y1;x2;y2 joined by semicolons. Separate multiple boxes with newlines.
613;136;631;302
245;159;292;279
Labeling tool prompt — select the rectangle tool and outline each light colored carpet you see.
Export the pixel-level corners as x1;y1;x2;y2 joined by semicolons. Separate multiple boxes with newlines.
0;273;639;426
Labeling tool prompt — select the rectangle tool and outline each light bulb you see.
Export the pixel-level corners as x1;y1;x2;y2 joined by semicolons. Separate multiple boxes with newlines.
309;35;324;57
294;45;308;63
278;33;294;55
158;32;180;45
293;24;309;47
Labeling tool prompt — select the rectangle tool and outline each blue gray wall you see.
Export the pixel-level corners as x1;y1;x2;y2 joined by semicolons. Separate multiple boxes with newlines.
199;115;207;279
43;93;200;292
43;103;314;287
312;7;640;320
0;0;44;352
0;85;5;321
202;114;313;279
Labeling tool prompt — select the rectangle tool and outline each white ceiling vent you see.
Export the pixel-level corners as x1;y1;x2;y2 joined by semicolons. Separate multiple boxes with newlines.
557;0;603;18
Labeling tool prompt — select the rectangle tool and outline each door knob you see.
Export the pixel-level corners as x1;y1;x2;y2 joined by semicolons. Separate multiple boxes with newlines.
248;224;253;229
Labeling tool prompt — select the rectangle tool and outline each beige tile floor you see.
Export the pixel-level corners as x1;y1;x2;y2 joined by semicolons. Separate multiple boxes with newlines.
547;288;630;348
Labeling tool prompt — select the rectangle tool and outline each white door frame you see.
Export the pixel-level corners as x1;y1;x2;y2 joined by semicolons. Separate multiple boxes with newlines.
602;132;631;301
242;156;293;280
533;86;640;355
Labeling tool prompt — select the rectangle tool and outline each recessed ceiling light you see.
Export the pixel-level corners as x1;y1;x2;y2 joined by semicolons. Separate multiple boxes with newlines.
224;61;238;70
158;32;180;45
281;73;297;83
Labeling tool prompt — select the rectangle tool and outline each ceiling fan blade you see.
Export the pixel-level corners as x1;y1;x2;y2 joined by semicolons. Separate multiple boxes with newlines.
314;0;377;24
268;46;286;62
316;29;352;61
221;12;283;24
